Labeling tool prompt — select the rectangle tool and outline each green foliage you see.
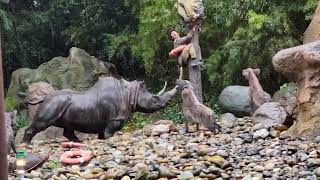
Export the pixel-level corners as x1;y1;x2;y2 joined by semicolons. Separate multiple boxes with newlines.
0;9;12;31
1;0;139;90
154;101;184;124
12;112;28;136
133;0;318;95
123;113;151;131
132;0;180;73
4;97;18;112
46;160;63;170
203;95;221;119
202;0;317;94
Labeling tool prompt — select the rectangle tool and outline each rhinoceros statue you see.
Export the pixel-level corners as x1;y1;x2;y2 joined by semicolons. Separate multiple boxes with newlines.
22;77;181;144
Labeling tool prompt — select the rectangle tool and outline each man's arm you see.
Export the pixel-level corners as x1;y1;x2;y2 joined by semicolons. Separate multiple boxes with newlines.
175;31;194;45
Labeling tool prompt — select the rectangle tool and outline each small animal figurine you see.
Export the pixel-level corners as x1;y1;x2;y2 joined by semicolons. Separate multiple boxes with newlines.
242;68;272;112
179;80;221;137
5;110;17;154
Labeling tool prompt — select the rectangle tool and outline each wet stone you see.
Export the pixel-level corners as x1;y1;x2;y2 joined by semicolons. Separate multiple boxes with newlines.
8;117;320;180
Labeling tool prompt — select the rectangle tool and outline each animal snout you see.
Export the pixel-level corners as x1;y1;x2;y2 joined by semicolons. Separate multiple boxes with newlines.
209;123;222;135
175;79;179;84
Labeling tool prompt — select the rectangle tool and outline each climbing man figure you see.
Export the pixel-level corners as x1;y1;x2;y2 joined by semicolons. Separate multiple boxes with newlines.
168;27;201;68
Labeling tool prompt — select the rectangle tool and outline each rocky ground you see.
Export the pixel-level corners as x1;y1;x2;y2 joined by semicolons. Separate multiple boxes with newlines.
9;117;320;180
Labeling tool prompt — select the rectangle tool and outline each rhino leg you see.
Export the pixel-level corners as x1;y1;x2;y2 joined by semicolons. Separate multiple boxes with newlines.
98;129;113;139
22;122;50;144
63;129;80;142
185;120;189;133
98;120;124;139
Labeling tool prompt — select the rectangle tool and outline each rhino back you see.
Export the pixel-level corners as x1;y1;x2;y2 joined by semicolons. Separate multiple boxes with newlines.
56;77;131;133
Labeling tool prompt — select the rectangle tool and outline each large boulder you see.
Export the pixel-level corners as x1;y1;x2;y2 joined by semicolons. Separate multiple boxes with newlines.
218;86;251;116
6;47;117;107
252;102;288;129
272;82;298;117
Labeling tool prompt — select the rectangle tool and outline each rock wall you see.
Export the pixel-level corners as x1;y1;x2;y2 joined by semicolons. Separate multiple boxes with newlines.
6;47;117;107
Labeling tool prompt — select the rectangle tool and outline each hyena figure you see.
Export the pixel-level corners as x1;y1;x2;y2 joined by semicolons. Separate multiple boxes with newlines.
180;80;221;137
5;110;17;154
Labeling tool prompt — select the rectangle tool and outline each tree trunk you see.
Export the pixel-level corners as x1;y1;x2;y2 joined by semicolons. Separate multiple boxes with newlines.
187;27;203;103
0;27;9;180
303;0;320;44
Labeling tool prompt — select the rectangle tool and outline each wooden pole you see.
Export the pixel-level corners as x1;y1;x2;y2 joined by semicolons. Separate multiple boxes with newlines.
0;26;8;180
187;25;203;103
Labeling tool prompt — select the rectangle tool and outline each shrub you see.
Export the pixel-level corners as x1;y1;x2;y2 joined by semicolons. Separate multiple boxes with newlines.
123;113;151;132
153;103;184;124
13;112;28;136
4;97;19;112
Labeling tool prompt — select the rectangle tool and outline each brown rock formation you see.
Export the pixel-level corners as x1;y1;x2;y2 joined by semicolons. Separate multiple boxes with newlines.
272;40;320;139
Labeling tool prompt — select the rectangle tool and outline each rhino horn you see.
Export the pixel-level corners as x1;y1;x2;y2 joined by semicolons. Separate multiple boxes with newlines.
157;81;167;96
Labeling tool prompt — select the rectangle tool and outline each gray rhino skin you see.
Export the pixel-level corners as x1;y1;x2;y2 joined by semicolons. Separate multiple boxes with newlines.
22;77;178;144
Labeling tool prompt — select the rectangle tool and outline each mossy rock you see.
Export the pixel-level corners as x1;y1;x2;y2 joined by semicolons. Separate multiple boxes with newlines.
6;47;117;108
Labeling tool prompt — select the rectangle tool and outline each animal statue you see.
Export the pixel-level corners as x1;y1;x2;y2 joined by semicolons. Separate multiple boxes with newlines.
178;80;221;136
242;68;272;112
22;77;183;144
26;82;55;121
176;0;204;23
5;110;17;154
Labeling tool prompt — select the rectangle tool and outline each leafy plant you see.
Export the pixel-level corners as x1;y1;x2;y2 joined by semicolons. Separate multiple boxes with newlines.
204;99;221;120
46;160;62;170
153;103;184;124
123;113;151;131
4;96;18;112
12;112;28;136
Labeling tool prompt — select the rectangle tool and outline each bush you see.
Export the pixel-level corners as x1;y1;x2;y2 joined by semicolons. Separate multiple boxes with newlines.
13;112;28;136
46;160;62;170
4;97;19;112
203;95;222;119
123;113;151;132
153;103;184;124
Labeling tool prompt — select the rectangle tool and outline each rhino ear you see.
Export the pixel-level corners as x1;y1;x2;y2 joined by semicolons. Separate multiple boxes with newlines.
242;69;249;78
138;81;145;87
253;69;260;76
